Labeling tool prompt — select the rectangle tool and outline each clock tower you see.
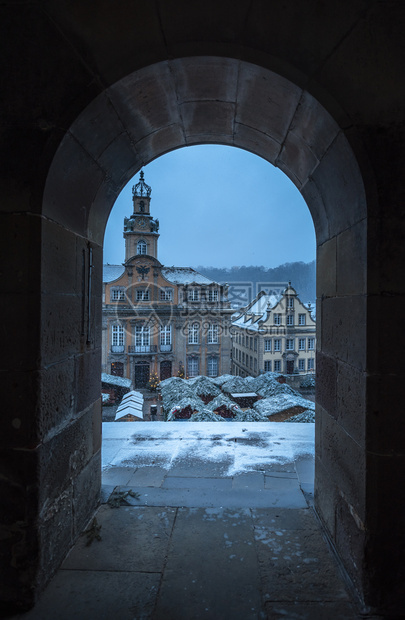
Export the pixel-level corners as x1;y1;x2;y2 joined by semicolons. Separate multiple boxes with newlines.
123;171;160;260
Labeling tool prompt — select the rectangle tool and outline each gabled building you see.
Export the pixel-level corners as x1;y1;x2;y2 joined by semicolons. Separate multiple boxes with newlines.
102;172;233;386
231;283;316;377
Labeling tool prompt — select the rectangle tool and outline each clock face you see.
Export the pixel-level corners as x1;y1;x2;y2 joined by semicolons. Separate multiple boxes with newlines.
138;218;147;229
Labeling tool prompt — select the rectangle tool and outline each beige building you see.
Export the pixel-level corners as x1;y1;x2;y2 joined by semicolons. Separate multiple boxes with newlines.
232;284;316;377
102;172;233;387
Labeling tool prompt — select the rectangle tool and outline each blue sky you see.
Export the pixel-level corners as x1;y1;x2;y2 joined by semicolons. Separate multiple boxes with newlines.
103;145;315;268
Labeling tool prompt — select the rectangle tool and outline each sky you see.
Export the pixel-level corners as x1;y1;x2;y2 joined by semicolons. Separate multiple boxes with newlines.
103;145;315;269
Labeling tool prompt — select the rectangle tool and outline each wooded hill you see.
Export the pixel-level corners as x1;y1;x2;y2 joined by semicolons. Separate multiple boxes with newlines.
195;261;316;305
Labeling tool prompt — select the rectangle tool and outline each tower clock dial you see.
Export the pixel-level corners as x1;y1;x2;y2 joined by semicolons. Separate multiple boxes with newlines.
138;217;147;229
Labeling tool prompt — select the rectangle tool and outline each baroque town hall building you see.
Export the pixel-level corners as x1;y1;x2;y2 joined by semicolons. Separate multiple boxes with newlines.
102;172;233;387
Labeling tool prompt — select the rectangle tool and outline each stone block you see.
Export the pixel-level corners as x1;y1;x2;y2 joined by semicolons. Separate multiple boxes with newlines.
134;123;186;172
278;130;319;186
334;494;367;601
43;132;105;236
336;220;367;296
172;57;238;103
236;63;302;143
38;358;75;442
314;455;337;538
37;486;74;594
70;92;128;161
311;132;367;237
318;411;366;522
336;361;366;447
108;63;180;143
321;295;366;369
40;292;82;366
301;178;330;245
39;411;93;505
234;123;280;164
289;90;340;160
316;352;337;415
73;451;101;538
317;237;337;298
74;349;101;414
181;100;235;138
97;132;139;188
40;220;78;295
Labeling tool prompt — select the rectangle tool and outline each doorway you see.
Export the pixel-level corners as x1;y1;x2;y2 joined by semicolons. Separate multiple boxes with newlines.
135;362;150;388
160;360;172;381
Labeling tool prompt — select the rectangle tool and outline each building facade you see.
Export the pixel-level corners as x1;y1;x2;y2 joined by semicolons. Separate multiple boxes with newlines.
232;284;316;377
102;172;233;387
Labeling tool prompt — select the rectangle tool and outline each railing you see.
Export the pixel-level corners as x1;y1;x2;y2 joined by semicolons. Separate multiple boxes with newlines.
128;345;157;353
111;345;125;353
160;344;172;352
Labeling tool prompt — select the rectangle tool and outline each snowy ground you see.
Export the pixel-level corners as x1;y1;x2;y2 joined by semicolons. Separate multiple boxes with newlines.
102;421;314;478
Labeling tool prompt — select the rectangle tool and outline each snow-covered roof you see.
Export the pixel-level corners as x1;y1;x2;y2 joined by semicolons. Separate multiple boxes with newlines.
103;264;125;283
161;267;215;285
101;373;132;388
232;292;282;330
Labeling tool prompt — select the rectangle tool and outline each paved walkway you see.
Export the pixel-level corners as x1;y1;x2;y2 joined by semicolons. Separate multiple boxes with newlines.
17;423;368;619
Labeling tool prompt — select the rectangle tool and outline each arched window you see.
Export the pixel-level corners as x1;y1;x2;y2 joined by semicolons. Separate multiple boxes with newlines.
139;200;145;212
137;239;147;255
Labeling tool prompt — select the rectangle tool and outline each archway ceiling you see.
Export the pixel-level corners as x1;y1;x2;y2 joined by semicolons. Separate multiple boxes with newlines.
44;58;366;246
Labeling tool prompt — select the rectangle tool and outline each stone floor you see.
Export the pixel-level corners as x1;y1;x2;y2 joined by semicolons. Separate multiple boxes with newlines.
14;423;372;619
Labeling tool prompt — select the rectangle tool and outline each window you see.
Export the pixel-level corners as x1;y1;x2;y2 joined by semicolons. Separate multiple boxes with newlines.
188;322;199;344
250;356;253;369
254;337;258;352
308;338;315;350
112;324;124;347
299;338;306;350
286;339;294;350
111;288;125;301
287;314;294;326
265;339;271;351
160;325;171;347
264;360;272;372
254;358;257;372
238;349;241;362
207;323;219;344
298;359;305;371
274;339;281;352
274;360;281;372
136;289;150;301
207;356;218;377
160;288;173;301
287;297;294;309
208;289;218;302
308;358;315;371
137;239;147;255
274;313;281;325
135;325;150;347
188;289;199;301
139;200;145;212
242;352;245;364
187;357;199;377
298;314;306;325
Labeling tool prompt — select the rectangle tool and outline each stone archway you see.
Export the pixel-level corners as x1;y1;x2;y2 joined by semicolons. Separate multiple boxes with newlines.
42;56;369;605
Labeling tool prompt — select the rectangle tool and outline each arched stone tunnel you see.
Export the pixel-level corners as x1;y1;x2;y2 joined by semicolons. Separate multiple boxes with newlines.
1;1;405;615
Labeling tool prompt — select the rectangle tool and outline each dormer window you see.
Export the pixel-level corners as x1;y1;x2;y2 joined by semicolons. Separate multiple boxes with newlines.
137;240;147;255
